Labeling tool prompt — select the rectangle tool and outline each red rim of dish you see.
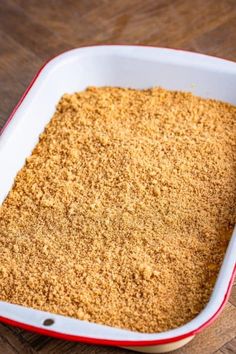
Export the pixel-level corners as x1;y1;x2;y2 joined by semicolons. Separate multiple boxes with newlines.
0;46;235;347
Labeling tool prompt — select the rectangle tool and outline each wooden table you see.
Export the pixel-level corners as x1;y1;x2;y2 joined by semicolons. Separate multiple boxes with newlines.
0;0;236;353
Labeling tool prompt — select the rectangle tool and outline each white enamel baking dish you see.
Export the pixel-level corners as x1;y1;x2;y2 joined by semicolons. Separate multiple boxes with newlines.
0;46;236;353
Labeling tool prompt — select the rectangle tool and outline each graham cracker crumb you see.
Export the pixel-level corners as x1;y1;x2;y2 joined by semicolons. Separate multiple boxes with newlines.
0;87;236;333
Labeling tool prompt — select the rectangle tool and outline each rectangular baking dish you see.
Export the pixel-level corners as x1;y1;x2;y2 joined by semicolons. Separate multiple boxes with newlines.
0;45;236;353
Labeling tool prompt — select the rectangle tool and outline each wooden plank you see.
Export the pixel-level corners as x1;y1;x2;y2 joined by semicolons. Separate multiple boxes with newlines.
189;15;236;60
0;0;71;59
7;324;129;353
140;0;236;47
11;0;105;34
39;342;130;354
0;30;40;83
5;326;54;352
229;284;236;307
220;337;236;353
9;0;236;48
0;324;36;354
0;30;42;127
172;303;236;354
9;0;173;45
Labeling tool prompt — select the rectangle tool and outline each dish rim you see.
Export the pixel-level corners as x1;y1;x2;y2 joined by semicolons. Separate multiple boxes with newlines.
0;45;236;347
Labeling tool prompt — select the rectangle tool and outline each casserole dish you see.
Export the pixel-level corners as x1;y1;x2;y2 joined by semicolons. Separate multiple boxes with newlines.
0;45;236;353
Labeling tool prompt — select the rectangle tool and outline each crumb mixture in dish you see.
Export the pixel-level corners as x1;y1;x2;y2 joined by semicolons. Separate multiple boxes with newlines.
0;87;236;333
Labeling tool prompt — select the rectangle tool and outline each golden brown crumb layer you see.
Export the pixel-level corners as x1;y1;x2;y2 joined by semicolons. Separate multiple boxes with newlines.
0;87;236;333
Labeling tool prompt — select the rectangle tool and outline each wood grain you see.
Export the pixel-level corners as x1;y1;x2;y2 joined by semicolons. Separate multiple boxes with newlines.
0;0;235;353
174;304;236;354
220;338;236;353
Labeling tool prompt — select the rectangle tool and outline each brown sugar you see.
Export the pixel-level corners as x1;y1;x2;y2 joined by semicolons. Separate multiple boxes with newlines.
0;87;236;333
